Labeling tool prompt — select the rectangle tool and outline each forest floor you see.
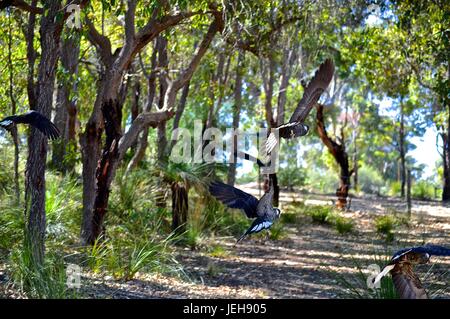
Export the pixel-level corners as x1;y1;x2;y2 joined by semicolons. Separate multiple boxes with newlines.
1;184;449;299
80;184;450;299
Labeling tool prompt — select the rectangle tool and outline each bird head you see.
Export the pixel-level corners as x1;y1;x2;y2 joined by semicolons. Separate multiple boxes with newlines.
391;250;431;265
274;207;281;218
403;252;430;265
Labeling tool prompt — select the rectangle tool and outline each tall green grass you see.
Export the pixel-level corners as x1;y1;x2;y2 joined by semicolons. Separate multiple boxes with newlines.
9;234;80;298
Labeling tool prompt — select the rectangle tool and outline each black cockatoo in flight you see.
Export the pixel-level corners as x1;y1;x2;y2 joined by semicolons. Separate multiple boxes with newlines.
0;110;60;140
266;59;335;154
209;180;281;243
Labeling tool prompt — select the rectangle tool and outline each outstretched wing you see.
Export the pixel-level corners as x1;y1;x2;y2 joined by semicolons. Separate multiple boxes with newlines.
209;181;259;218
22;111;60;140
392;245;450;261
265;59;334;154
289;59;334;123
1;111;60;140
411;245;450;256
391;264;428;299
236;217;273;244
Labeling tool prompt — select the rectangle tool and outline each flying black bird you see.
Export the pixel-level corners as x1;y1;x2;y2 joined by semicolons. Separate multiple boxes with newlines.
209;180;281;243
373;245;450;299
266;59;335;153
0;110;60;140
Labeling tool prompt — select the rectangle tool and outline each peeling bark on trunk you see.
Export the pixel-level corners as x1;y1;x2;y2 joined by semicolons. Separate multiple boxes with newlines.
155;36;169;208
25;0;63;264
156;36;169;164
89;99;123;242
276;47;295;126
353;142;359;192
80;82;105;245
316;104;352;209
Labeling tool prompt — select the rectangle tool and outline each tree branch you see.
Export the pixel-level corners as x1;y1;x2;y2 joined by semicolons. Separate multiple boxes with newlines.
0;0;43;14
118;12;222;159
125;0;137;45
172;15;223;92
85;18;113;66
118;110;173;159
316;103;340;152
135;11;200;51
225;15;304;57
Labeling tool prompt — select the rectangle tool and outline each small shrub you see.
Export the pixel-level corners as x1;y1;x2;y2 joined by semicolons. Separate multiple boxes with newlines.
306;205;333;224
388;181;401;197
333;216;355;234
208;245;229;258
412;181;435;200
280;212;297;224
374;216;396;241
278;166;306;190
182;227;205;250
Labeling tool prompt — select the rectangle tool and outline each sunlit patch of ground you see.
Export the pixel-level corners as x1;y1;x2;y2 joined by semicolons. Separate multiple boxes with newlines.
1;188;449;299
78;187;450;299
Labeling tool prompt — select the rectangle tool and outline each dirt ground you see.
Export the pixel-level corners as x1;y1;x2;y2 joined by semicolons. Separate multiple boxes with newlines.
82;185;450;299
1;185;449;299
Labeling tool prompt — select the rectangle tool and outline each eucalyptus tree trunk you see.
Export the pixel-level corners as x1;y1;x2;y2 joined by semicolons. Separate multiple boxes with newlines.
168;81;190;154
442;107;450;201
52;32;80;173
126;48;158;173
202;49;230;160
316;104;352;210
353;141;359;192
25;0;64;264
442;63;450;201
156;36;169;164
